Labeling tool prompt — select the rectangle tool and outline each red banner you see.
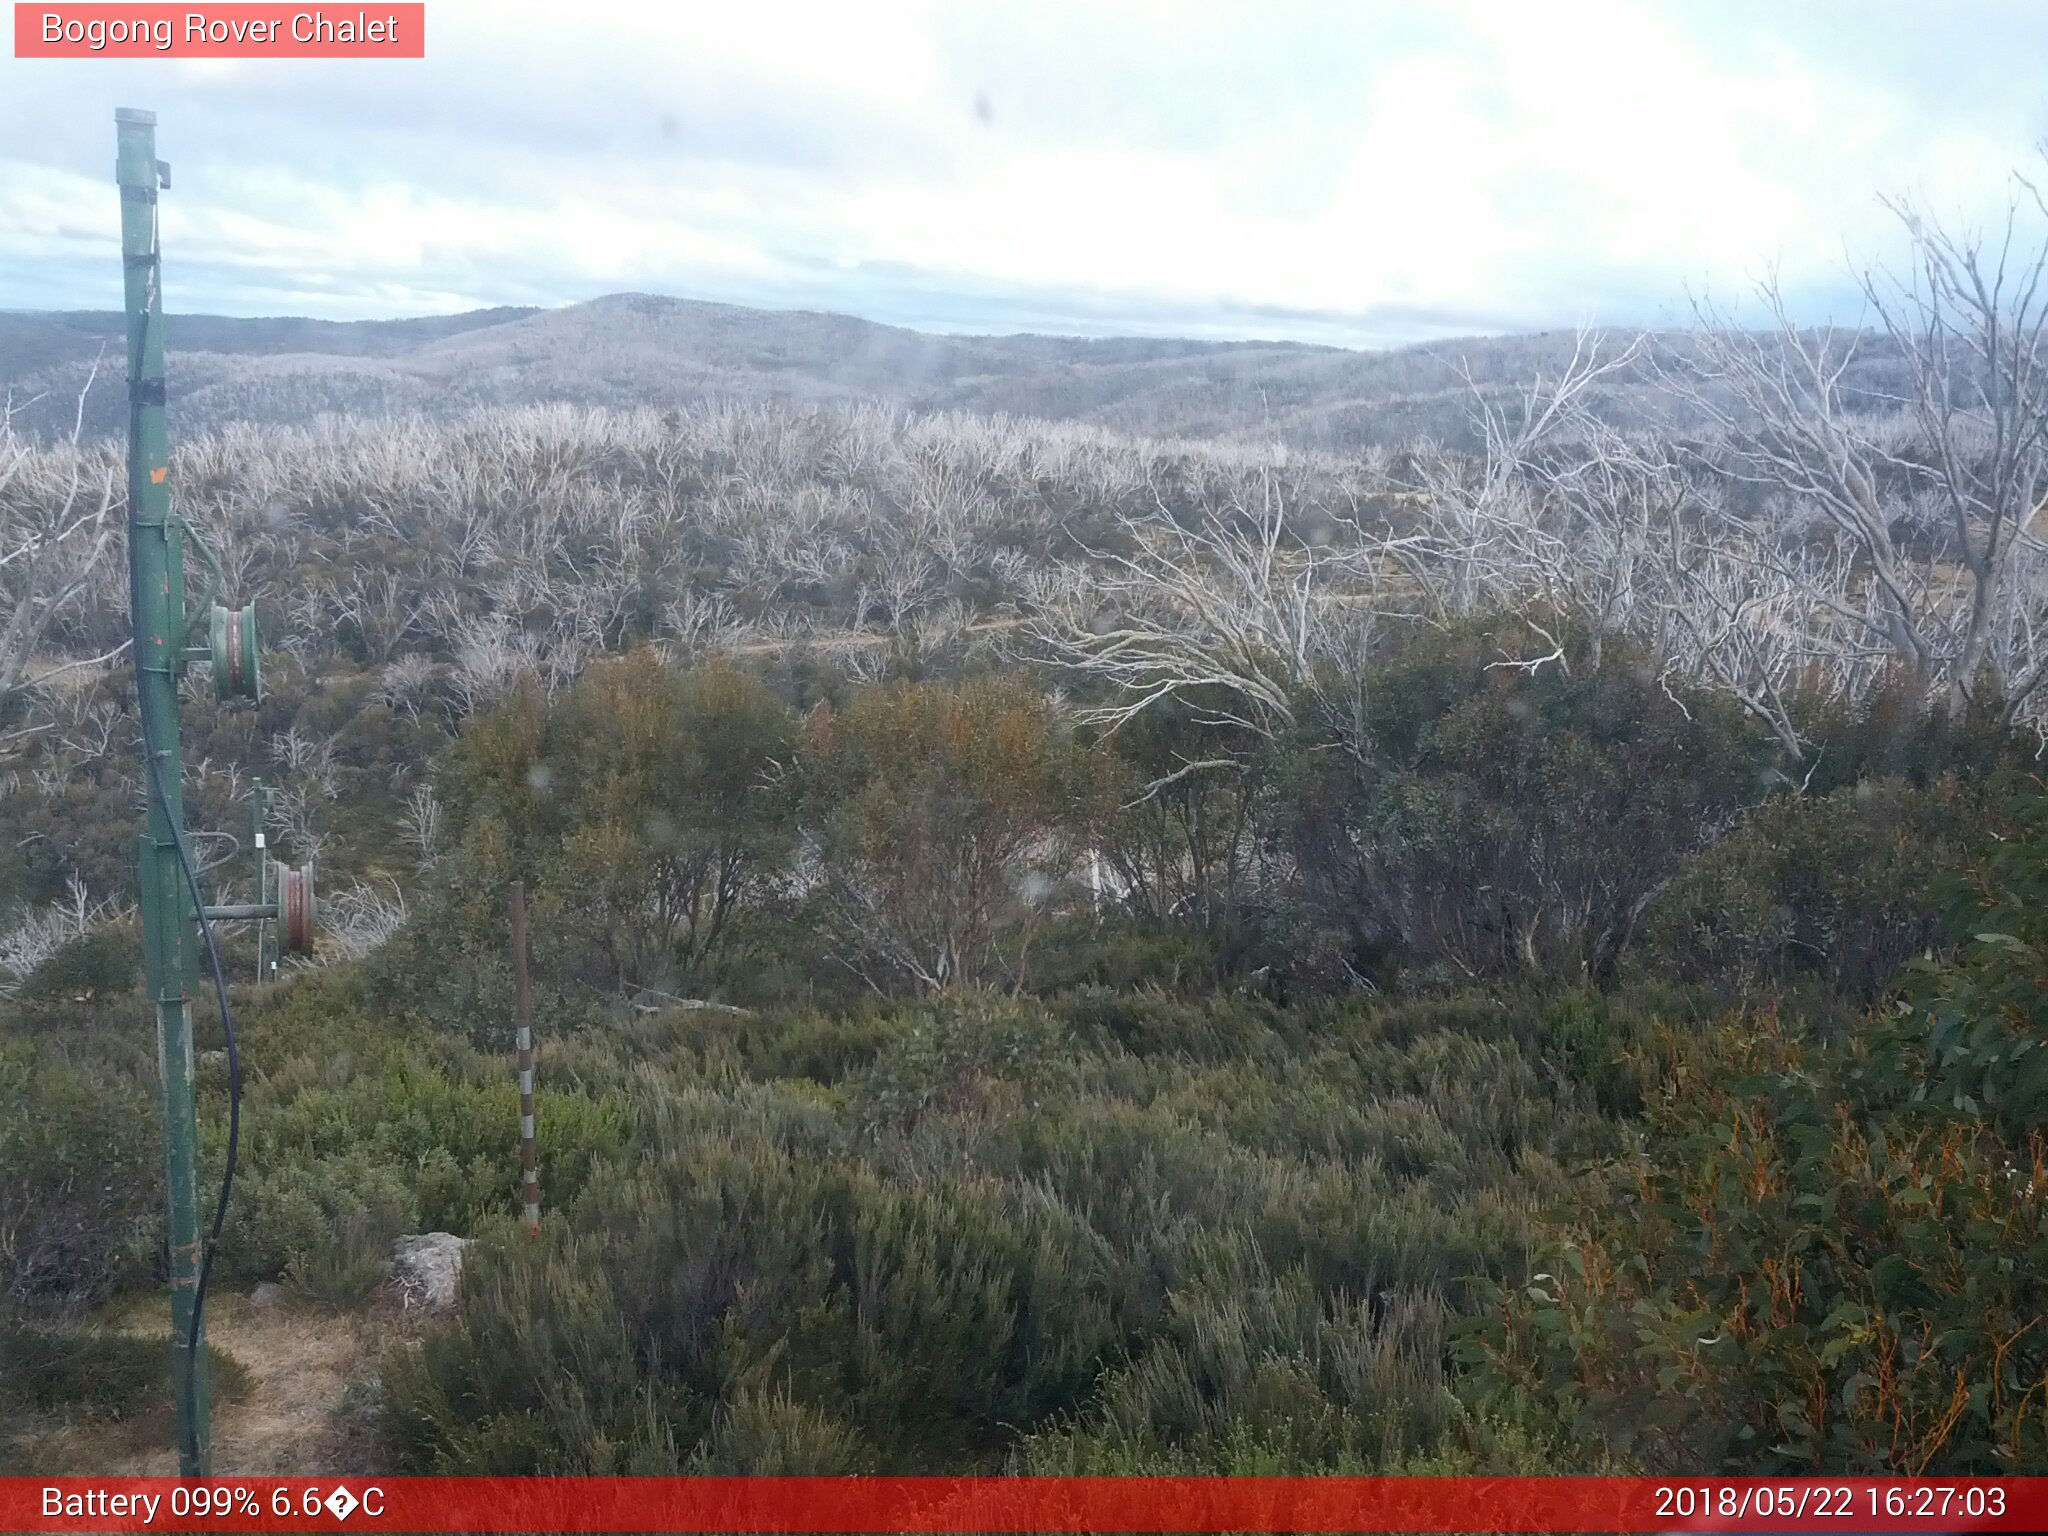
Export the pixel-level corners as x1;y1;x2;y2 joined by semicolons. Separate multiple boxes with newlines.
13;5;424;58
1;1477;2043;1533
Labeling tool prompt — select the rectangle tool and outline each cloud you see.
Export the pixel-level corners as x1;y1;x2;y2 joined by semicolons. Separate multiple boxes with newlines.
1;0;2043;340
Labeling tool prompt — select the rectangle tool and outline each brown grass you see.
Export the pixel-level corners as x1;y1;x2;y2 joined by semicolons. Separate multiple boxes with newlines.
16;1291;390;1476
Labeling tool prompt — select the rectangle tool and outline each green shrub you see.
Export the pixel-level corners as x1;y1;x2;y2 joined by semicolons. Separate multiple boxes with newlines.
215;1000;630;1301
1272;615;1775;986
1890;773;2048;1143
0;1322;248;1424
0;1039;159;1316
1019;1236;1462;1473
1088;701;1269;937
801;676;1099;992
852;994;1078;1130
1792;681;2026;792
639;1005;907;1087
382;1220;656;1473
371;960;1644;1477
1461;787;2048;1474
545;654;800;991
226;1011;629;1231
428;654;800;1001
1024;914;1225;995
364;827;597;1045
16;922;141;1002
691;1386;872;1473
1639;777;1978;1001
230;1158;420;1303
1517;984;1697;1120
1458;1008;2048;1472
387;1092;1128;1471
1054;987;1298;1064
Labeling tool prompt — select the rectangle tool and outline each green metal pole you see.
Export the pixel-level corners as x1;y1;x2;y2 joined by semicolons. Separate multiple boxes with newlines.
116;106;211;1478
253;780;276;984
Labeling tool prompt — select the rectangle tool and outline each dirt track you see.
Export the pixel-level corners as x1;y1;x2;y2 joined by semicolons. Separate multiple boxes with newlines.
18;1292;387;1476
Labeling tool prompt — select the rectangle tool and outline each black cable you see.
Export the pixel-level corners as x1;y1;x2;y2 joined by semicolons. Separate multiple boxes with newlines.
141;744;242;1363
127;192;241;1465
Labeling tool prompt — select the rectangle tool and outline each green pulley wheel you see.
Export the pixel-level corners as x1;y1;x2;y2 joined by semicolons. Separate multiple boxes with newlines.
209;603;261;703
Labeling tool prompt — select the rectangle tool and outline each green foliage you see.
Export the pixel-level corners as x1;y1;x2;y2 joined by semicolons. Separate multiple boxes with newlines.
613;1003;907;1089
1460;1014;2048;1472
802;676;1099;991
1023;914;1225;995
1462;785;2048;1473
851;993;1078;1131
1896;774;2048;1139
0;1322;247;1423
15;922;142;1003
1090;701;1266;939
1020;1242;1464;1473
380;979;1616;1474
11;597;2040;1480
1640;777;1979;1001
0;1038;159;1317
385;1091;1129;1471
1055;986;1300;1064
364;822;557;1043
545;654;799;990
1272;615;1777;987
1792;681;2027;793
183;969;631;1310
692;1386;872;1473
1519;985;1686;1120
428;652;800;1002
231;1159;420;1305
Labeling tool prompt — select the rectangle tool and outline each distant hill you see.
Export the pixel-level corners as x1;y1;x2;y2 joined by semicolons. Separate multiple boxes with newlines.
0;291;1905;450
0;304;542;367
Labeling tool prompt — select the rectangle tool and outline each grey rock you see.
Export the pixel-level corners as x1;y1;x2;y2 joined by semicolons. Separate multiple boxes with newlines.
387;1231;468;1313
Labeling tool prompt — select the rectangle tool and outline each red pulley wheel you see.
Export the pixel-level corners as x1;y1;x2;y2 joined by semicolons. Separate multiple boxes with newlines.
278;862;316;954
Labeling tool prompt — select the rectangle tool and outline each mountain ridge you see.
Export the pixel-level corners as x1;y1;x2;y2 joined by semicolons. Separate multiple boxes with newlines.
0;291;1663;449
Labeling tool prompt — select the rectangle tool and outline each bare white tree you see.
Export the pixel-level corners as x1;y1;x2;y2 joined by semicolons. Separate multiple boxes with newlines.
371;652;441;725
0;375;124;744
0;874;124;994
274;784;330;870
1675;169;2048;727
1407;329;1647;626
269;726;342;800
1021;466;1412;754
317;878;409;961
658;588;750;660
332;569;421;662
399;783;442;870
446;614;545;718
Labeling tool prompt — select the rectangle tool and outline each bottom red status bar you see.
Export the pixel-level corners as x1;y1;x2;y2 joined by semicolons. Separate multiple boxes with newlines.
5;1477;2042;1533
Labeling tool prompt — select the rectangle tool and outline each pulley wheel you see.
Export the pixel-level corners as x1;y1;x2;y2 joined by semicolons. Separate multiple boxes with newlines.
210;603;262;703
277;862;315;954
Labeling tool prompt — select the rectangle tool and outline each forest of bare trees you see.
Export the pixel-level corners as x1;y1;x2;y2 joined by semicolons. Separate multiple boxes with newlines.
5;178;2044;849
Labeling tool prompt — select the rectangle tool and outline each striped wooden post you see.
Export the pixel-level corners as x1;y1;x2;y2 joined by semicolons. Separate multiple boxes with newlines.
509;880;539;1236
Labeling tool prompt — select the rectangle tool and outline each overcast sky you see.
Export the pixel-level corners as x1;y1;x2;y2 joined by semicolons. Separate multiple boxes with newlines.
3;0;2046;345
